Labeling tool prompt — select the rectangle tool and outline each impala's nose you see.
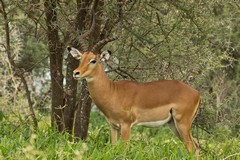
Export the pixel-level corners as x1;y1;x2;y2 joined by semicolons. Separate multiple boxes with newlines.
73;71;80;79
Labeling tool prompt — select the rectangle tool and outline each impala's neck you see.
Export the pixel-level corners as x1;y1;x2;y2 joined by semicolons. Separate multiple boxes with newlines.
86;63;114;108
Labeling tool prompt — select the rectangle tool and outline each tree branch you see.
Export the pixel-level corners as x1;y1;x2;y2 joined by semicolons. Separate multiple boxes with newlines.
0;0;38;129
106;64;136;81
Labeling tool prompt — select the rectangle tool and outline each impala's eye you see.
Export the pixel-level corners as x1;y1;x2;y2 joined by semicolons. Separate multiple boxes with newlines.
89;59;97;64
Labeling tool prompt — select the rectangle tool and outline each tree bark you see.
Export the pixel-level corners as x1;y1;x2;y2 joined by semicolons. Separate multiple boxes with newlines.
74;80;92;139
64;54;78;133
44;0;64;131
63;0;93;135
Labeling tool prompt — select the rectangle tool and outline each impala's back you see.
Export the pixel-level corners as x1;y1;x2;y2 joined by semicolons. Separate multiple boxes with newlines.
109;79;200;125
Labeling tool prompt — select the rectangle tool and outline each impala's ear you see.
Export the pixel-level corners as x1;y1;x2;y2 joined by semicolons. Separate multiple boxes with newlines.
67;46;82;60
100;50;111;62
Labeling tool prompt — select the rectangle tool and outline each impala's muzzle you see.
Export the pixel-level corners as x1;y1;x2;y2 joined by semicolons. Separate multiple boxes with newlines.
73;71;81;79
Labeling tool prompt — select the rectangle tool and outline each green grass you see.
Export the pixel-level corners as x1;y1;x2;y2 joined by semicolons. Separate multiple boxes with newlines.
0;111;240;160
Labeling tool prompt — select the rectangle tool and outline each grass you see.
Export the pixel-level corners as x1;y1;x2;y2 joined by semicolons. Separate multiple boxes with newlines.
0;110;240;160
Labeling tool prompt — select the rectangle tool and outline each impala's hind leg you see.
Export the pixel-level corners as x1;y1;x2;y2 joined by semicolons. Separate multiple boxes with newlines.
171;109;200;157
168;118;181;140
174;121;199;155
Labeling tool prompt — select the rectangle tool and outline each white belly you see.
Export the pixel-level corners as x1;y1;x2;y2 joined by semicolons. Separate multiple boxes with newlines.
132;113;172;128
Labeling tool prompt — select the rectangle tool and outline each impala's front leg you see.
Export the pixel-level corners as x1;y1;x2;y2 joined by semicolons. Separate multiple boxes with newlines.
110;125;120;144
120;123;131;142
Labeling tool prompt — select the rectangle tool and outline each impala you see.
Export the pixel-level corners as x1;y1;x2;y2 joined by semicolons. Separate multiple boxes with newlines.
67;12;200;157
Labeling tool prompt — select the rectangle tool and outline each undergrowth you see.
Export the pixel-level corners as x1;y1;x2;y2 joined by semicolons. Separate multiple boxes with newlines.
0;111;239;160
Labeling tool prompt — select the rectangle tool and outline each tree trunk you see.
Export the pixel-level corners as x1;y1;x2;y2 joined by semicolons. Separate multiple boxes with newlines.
74;80;92;139
63;0;93;136
64;55;78;133
44;0;64;131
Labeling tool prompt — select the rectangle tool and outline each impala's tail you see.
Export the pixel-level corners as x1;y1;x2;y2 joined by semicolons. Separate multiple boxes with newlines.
192;97;201;124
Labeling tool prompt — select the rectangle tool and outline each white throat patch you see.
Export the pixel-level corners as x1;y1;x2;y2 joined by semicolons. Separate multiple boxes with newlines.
85;77;94;82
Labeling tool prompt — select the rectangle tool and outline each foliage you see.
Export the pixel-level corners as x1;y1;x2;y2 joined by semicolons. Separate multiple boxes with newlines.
16;37;48;73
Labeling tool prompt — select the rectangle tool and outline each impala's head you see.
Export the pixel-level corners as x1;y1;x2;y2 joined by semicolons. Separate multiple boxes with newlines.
67;47;111;80
67;11;122;81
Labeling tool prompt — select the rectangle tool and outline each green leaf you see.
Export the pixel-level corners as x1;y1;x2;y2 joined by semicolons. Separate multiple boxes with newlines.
0;111;4;122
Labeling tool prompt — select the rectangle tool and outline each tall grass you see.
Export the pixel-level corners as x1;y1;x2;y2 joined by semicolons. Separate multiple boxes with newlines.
0;110;239;159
